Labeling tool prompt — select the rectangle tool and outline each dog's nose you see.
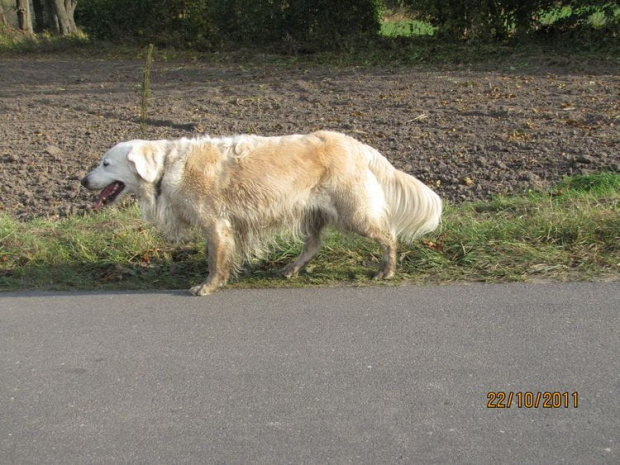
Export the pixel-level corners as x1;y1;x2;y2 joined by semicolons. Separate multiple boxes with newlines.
80;176;89;188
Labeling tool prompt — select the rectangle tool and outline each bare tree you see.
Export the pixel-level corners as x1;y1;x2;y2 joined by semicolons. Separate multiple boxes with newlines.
0;3;7;25
32;0;46;32
49;0;78;34
11;0;78;35
16;0;34;33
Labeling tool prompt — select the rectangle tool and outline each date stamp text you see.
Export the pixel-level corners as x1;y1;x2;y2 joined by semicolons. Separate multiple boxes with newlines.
487;391;579;409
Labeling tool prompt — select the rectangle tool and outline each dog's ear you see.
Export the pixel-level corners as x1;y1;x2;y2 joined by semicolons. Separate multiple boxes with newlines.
127;143;164;183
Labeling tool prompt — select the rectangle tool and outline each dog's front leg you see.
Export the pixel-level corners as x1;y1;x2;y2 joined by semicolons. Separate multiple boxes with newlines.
189;219;235;296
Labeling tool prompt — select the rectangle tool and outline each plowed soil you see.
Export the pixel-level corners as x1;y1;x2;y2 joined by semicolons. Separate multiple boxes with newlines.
1;55;618;220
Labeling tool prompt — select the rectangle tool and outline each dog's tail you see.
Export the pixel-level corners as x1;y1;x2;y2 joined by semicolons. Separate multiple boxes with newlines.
367;147;442;242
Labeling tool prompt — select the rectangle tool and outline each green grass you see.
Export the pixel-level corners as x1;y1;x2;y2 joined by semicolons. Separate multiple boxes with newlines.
379;5;620;40
380;5;620;37
379;7;435;38
0;25;90;53
380;20;435;38
540;4;620;28
1;174;618;293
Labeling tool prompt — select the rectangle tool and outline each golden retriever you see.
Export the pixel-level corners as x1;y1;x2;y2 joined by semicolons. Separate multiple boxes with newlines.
81;131;442;295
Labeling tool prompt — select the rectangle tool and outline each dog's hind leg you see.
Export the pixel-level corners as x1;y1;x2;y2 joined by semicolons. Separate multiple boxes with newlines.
339;214;398;279
281;229;323;279
334;181;397;280
371;231;397;280
281;211;326;279
189;219;235;296
352;222;397;280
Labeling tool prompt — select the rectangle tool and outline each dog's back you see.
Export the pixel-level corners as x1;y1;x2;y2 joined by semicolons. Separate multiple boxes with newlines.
179;131;441;245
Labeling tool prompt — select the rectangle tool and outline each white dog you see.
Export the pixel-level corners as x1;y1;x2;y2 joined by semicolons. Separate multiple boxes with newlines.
81;131;442;295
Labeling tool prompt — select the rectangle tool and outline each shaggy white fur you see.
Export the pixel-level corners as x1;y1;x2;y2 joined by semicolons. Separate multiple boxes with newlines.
82;131;442;295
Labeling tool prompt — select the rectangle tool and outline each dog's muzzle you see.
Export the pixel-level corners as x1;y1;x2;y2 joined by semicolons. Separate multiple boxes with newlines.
80;176;90;189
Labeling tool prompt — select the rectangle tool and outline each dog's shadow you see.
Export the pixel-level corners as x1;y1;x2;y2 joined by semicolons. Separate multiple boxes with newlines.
1;240;383;295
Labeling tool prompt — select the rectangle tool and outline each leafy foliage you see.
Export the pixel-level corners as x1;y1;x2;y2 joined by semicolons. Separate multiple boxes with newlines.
75;0;215;49
398;0;619;40
76;0;382;50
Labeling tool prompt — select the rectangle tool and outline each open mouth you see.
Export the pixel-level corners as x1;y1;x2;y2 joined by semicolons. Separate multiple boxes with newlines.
94;181;125;210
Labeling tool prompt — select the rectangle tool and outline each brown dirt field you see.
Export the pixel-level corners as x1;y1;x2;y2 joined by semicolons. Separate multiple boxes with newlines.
0;55;618;220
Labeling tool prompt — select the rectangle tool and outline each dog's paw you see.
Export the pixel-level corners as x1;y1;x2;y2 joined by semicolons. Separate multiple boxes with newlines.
280;263;299;279
373;269;395;280
188;283;215;296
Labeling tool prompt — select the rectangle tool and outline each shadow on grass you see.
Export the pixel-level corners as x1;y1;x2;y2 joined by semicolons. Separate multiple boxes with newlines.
0;258;387;293
2;239;617;293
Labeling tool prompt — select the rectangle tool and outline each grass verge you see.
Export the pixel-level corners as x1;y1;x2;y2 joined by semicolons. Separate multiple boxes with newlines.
1;174;618;293
0;25;90;53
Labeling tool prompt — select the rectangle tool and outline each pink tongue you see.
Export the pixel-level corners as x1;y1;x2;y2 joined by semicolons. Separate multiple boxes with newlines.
93;183;119;211
93;197;104;211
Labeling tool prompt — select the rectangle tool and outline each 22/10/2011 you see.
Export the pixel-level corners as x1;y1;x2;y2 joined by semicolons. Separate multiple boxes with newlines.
486;391;579;409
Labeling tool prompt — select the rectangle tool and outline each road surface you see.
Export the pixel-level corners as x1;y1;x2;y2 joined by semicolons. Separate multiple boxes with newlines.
1;282;618;464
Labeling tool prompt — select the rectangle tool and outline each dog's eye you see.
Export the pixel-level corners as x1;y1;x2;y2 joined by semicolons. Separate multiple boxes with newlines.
102;160;110;167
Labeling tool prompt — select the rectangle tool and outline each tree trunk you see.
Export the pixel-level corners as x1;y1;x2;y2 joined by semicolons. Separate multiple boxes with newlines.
64;0;78;32
16;0;34;33
48;0;78;35
32;0;46;32
43;0;57;32
0;3;7;25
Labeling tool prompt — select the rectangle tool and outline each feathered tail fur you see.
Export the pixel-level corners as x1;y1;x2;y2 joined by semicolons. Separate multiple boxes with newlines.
366;146;442;242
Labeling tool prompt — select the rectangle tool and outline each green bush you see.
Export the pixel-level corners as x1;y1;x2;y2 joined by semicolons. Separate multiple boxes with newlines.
283;0;382;49
399;0;619;41
399;0;555;40
76;0;382;50
76;0;215;49
543;1;620;37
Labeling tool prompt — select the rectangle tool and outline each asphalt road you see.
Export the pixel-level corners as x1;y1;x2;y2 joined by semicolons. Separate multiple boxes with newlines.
1;282;618;464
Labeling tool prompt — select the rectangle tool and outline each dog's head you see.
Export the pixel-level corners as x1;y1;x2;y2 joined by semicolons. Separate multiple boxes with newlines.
81;140;165;210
